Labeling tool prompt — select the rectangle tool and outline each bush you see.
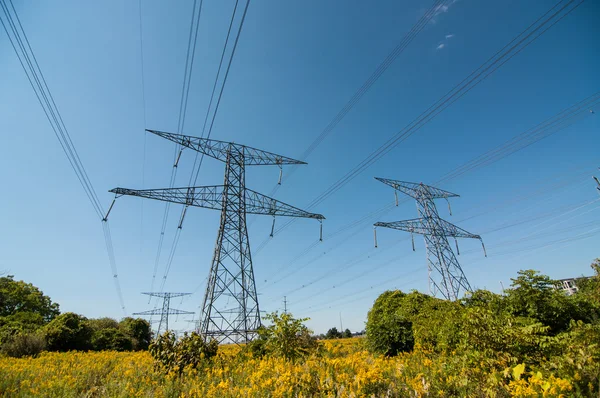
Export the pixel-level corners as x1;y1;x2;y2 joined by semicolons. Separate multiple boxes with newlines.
247;312;318;361
149;331;218;374
43;312;92;352
1;332;45;358
365;290;416;356
119;317;152;350
91;328;133;351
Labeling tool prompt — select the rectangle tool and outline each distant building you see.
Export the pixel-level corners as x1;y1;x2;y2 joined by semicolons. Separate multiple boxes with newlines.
555;276;592;296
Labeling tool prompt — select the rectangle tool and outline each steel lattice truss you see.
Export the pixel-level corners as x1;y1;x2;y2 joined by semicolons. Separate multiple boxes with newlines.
133;292;193;335
113;132;324;344
374;178;485;301
110;186;323;220
147;129;306;166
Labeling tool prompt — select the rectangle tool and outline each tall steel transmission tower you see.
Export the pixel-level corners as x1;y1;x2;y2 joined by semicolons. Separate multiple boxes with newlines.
133;292;193;335
373;178;486;301
111;130;325;344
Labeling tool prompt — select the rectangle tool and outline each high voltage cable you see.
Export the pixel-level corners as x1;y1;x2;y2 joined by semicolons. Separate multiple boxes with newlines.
0;0;126;313
147;0;204;298
156;0;251;299
190;0;250;185
138;0;148;283
261;93;596;293
257;0;584;252
265;0;450;198
294;219;600;316
265;167;595;308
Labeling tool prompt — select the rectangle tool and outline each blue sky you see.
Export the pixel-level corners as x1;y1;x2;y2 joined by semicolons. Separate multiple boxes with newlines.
0;0;598;335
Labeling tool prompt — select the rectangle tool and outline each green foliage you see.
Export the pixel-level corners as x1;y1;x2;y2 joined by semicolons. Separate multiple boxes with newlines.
91;328;133;351
0;332;46;358
365;290;423;356
0;275;59;344
325;327;342;339
247;312;318;361
119;317;152;351
149;331;218;374
343;328;352;338
43;312;92;352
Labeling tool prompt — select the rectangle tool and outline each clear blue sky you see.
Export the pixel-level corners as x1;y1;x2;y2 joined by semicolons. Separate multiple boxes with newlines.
0;0;598;334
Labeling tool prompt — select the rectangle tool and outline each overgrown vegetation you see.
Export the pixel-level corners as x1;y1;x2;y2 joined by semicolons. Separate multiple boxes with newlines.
365;260;600;396
149;330;218;374
0;276;151;357
246;312;318;361
1;261;598;396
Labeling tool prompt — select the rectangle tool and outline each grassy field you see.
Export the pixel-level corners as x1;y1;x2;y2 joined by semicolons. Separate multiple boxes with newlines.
0;337;575;397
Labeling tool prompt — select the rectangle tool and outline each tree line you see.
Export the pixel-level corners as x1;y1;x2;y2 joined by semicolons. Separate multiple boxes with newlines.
0;275;151;357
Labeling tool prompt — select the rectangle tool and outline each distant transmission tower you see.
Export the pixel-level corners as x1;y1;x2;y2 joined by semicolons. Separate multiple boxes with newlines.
373;178;486;300
134;292;193;335
111;130;324;344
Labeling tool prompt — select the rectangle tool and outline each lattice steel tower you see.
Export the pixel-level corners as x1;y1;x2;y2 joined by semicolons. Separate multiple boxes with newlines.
133;292;193;335
111;130;324;343
373;178;486;300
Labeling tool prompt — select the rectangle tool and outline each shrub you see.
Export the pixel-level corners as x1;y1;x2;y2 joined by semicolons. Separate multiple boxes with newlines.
1;332;46;358
365;290;415;356
247;312;318;361
91;328;133;351
149;331;218;374
43;312;92;352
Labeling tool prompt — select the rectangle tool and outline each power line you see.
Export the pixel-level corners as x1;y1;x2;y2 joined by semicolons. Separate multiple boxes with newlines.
155;0;251;297
147;0;205;298
258;0;584;251
265;0;451;197
0;0;126;314
260;93;597;295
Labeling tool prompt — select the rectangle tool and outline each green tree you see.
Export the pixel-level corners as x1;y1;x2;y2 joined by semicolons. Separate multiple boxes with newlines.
343;328;352;338
325;327;342;339
505;270;590;334
119;317;152;350
0;276;59;342
91;328;133;351
43;312;92;352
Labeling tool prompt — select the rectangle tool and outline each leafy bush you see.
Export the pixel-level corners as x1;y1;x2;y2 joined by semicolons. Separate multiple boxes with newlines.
43;312;92;352
149;331;218;374
91;328;133;351
1;332;46;358
247;312;318;361
365;290;417;356
119;317;152;350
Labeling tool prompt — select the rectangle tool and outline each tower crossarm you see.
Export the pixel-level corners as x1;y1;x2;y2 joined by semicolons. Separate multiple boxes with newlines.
147;129;306;166
110;186;224;210
109;186;324;220
141;292;191;299
245;189;325;220
375;177;459;200
133;309;194;316
375;218;481;240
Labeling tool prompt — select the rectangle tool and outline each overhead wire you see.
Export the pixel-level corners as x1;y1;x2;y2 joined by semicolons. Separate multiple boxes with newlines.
256;0;584;253
265;166;596;310
147;0;205;299
261;93;597;297
0;0;127;314
264;0;450;198
157;0;251;301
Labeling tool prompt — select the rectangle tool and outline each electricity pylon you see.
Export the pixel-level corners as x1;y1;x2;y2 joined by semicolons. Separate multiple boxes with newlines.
373;178;486;301
111;130;325;344
133;292;193;335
